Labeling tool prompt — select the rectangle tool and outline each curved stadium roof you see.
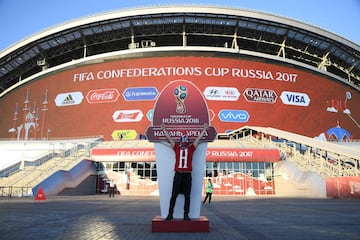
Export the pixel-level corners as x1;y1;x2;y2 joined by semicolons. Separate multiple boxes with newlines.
0;5;359;97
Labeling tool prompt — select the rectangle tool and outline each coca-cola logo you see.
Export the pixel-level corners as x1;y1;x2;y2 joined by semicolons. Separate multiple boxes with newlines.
86;88;120;103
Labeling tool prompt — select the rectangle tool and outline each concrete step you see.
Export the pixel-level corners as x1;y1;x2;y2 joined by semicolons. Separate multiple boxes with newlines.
274;175;315;197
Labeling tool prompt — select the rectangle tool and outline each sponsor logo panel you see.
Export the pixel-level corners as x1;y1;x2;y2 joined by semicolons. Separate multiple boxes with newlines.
86;88;120;103
208;109;215;121
111;130;137;140
55;91;83;107
123;87;158;101
203;86;240;101
146;109;154;122
218;110;250;122
280;91;310;106
243;88;277;104
112;110;144;122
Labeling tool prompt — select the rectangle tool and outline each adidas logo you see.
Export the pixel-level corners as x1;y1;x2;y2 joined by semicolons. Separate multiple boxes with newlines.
55;92;84;107
62;94;75;105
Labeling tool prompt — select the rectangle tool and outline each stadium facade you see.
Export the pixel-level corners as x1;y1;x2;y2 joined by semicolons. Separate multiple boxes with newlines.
0;5;359;198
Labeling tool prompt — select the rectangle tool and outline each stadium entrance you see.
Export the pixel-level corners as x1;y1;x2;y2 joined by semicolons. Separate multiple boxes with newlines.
92;141;280;196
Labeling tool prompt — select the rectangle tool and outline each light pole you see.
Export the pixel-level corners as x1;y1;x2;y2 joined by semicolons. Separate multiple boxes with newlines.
47;128;52;140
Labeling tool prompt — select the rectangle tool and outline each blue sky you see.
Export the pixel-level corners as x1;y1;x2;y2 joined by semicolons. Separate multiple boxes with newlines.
0;0;359;51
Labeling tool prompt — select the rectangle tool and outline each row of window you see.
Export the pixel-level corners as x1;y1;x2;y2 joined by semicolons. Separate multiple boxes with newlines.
97;161;275;195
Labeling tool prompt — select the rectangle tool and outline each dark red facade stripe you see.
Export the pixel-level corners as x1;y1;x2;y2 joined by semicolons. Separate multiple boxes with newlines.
205;148;280;162
91;147;280;162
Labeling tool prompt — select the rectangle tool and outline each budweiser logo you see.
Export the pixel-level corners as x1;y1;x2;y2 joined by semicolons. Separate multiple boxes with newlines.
112;110;144;122
86;88;120;103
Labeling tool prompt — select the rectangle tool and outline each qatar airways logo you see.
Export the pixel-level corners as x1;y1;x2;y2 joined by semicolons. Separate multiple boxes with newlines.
86;88;120;103
244;88;277;104
112;110;144;122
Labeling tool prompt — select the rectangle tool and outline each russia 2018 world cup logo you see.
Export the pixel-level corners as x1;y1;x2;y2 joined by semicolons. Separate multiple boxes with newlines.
174;85;187;114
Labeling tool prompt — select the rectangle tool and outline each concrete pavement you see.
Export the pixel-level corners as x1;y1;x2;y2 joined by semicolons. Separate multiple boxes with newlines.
0;195;359;240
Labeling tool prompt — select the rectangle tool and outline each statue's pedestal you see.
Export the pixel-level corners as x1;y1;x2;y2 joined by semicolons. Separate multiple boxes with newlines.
151;216;209;232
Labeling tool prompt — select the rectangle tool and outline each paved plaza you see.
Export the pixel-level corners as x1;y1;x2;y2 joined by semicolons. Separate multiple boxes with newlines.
0;195;359;240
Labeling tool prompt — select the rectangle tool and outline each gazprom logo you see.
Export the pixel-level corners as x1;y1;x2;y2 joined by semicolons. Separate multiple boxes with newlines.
218;110;250;122
123;87;158;101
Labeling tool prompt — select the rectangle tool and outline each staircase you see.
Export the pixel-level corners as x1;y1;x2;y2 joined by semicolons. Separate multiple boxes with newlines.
274;175;316;197
0;138;101;197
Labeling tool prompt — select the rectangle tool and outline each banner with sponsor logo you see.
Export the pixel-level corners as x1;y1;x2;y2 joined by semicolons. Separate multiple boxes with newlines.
91;148;156;161
0;55;359;140
206;148;280;162
91;147;280;162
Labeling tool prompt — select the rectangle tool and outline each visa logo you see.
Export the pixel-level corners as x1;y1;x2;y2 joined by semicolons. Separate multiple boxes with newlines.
218;110;250;122
280;91;310;106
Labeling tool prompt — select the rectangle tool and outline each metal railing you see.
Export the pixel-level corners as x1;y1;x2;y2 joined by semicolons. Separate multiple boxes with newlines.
0;186;32;198
251;136;360;177
0;138;102;198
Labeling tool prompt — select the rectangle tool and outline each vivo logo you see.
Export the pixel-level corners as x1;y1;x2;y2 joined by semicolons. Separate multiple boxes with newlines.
280;91;310;106
218;110;250;122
